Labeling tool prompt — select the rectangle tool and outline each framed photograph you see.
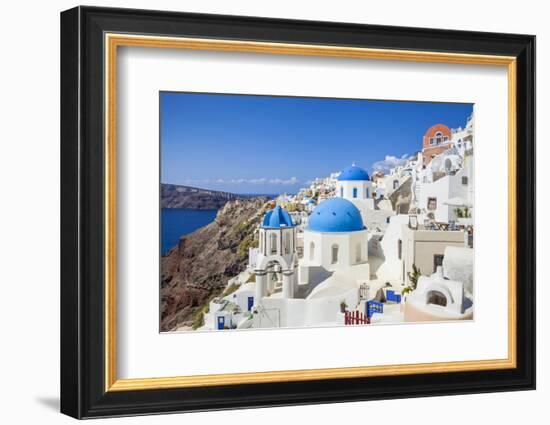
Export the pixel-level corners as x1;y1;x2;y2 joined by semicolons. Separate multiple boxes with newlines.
60;6;536;419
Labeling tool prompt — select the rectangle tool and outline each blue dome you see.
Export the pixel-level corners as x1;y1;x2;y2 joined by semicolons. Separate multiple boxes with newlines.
307;198;365;233
337;164;370;181
262;205;294;228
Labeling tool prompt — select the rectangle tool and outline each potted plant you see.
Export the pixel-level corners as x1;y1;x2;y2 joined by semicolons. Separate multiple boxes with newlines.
340;300;348;313
454;206;473;226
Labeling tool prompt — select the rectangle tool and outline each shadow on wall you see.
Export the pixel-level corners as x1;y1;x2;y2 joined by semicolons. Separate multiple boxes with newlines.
389;177;412;214
297;266;333;299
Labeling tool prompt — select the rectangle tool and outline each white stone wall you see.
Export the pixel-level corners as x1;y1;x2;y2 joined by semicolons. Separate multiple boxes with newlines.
418;164;470;223
303;229;369;271
349;198;375;216
355;204;394;231
377;215;409;283
442;246;474;294
233;285;255;312
259;286;359;328
337;180;373;201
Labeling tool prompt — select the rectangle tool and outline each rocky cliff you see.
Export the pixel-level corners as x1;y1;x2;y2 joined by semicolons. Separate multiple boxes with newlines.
161;183;247;210
160;198;268;331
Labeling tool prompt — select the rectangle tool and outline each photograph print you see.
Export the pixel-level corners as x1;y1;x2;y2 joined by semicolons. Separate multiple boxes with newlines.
160;92;474;332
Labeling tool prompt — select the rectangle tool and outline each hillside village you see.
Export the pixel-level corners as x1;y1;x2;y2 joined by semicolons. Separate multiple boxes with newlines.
187;115;475;331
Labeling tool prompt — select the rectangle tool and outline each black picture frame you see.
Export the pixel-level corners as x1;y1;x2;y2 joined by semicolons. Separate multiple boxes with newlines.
61;5;536;419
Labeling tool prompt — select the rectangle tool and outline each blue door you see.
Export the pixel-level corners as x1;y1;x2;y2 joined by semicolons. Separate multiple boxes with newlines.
217;316;225;330
353;187;358;198
247;296;254;311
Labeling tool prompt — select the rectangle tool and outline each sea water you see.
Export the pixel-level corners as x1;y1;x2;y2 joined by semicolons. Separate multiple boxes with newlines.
161;208;218;255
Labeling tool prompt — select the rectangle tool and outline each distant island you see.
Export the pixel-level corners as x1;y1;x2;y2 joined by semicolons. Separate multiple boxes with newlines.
161;183;252;210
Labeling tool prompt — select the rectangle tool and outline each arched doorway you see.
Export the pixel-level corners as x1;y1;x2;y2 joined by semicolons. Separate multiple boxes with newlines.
426;290;447;307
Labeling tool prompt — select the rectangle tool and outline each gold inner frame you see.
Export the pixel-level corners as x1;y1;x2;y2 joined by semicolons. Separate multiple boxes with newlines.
104;33;517;392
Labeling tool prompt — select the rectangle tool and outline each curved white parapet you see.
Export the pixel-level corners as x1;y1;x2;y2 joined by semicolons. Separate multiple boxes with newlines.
404;266;473;322
237;315;253;329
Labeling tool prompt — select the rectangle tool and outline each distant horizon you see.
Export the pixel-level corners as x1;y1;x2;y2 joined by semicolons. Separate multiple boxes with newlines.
161;92;473;194
161;181;287;197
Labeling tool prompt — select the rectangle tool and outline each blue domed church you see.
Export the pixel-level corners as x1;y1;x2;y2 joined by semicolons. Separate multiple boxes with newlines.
302;197;370;273
336;163;375;212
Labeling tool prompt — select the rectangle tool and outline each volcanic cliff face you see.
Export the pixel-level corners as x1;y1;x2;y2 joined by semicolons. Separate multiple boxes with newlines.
160;198;268;331
161;183;247;209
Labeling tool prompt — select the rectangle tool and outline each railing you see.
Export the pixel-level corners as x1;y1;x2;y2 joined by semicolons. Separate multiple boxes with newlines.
345;310;369;325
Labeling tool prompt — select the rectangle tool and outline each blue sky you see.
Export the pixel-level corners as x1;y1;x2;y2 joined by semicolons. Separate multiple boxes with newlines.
161;92;472;194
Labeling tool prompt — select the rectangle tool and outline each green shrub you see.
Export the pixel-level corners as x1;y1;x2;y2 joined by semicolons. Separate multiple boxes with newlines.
237;233;257;259
402;264;421;296
221;283;239;298
191;310;205;329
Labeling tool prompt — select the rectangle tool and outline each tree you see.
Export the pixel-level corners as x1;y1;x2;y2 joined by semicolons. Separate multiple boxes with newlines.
402;264;421;296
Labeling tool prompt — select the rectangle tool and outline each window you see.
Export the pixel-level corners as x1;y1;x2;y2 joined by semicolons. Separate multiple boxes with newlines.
366;188;369;198
355;244;361;263
397;239;402;260
331;244;339;264
353;187;357;198
309;242;315;261
427;197;437;211
462;176;468;185
283;232;291;254
429;137;435;145
270;233;277;254
426;290;447;306
433;254;444;272
443;136;449;142
393;180;399;190
444;158;453;174
340;186;343;197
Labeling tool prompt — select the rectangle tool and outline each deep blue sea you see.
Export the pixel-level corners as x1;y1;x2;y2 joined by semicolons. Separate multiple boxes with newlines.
161;208;218;255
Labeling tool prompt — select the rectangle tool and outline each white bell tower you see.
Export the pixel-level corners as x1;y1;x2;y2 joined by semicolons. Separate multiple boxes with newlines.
254;205;298;306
